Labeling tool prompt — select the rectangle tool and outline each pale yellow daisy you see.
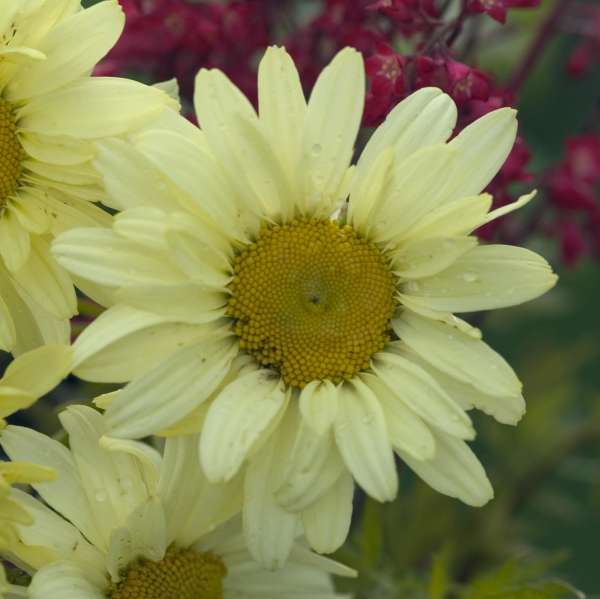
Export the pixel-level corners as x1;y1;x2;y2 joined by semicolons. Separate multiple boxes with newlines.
0;459;55;548
0;457;55;599
0;405;353;598
0;0;177;355
53;47;557;567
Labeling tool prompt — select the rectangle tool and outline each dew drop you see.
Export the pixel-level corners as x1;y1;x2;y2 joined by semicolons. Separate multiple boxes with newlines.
95;490;107;503
311;143;323;156
462;272;478;283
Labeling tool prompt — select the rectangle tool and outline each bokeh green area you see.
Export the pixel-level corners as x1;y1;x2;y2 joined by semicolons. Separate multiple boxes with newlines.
6;0;600;597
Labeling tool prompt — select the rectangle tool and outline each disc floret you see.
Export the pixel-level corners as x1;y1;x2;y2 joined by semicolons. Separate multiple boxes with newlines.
109;547;226;599
227;218;397;388
0;98;23;207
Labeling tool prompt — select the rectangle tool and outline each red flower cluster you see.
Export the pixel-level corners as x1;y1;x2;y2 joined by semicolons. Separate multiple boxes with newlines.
467;0;539;24
546;135;600;265
566;7;600;78
97;0;271;103
415;56;491;107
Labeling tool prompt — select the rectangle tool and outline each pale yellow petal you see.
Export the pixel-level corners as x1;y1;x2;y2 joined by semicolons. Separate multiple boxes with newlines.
302;470;353;554
300;48;364;213
357;87;456;180
7;1;124;101
258;46;306;185
398;430;494;507
401;244;558;312
105;337;237;439
333;378;398;502
201;368;288;483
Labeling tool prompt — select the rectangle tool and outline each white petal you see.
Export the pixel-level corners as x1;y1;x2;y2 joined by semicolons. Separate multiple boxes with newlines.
8;2;124;101
243;433;300;570
29;561;105;599
445;108;518;199
401;244;558;312
302;470;353;554
401;350;526;425
9;488;104;582
58;406;154;544
398;430;494;507
0;265;70;355
362;373;435;460
357;87;456;179
158;435;242;545
482;190;536;226
93;138;181;212
114;283;226;325
105;336;237;439
164;225;232;288
393;312;522;397
52;227;185;288
10;238;77;319
0;210;31;272
132;129;251;240
397;294;482;339
19;77;174;139
401;193;493;242
390;236;477;279
258;46;306;184
347;147;393;233
0;425;103;549
275;415;344;512
1;344;72;398
333;378;398;502
72;305;205;383
298;380;339;435
367;144;457;244
373;349;474;439
201;368;288;483
300;48;364;212
113;207;169;250
194;67;286;218
106;497;167;582
0;293;16;351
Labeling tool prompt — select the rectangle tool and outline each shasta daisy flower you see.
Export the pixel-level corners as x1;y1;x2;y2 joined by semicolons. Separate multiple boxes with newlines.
0;405;353;598
53;47;557;567
0;0;177;355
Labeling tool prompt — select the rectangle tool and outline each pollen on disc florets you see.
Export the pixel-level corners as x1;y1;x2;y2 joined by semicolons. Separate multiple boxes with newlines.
0;98;23;208
227;218;397;388
108;547;227;599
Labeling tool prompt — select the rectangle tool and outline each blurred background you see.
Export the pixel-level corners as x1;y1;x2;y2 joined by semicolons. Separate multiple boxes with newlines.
7;0;600;596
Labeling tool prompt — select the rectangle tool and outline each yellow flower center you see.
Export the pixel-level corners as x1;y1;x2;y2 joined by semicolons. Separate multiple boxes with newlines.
108;548;226;599
0;98;23;207
227;218;397;388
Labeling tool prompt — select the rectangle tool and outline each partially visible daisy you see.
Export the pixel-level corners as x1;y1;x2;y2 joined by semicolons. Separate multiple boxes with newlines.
53;47;557;566
0;459;55;551
0;0;177;355
0;344;72;428
0;457;55;599
0;405;353;598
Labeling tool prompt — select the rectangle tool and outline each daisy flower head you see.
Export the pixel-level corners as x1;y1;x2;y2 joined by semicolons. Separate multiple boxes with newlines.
0;405;353;599
53;46;557;566
0;0;177;356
